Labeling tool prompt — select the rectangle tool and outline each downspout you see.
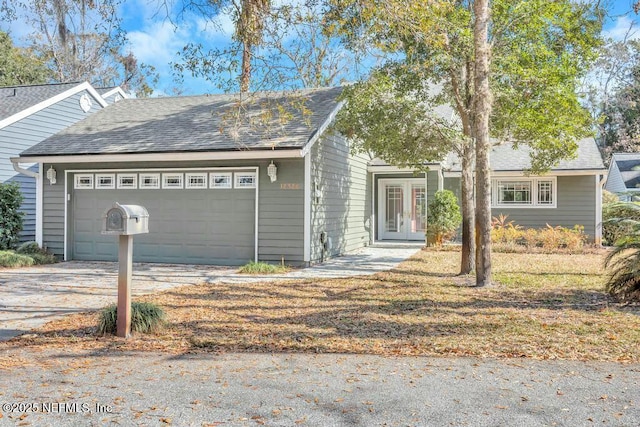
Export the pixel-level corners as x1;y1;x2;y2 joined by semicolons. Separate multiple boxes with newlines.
11;158;39;178
596;173;606;246
11;158;43;246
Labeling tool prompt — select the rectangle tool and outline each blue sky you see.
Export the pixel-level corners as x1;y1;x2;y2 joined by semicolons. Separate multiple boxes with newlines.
2;0;640;95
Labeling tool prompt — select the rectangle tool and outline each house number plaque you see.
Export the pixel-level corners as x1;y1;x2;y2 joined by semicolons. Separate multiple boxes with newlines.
280;183;301;190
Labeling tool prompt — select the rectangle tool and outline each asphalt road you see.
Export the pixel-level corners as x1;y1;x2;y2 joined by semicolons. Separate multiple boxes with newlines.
0;350;638;426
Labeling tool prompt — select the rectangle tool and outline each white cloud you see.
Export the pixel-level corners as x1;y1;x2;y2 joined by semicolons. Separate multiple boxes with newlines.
127;20;190;65
604;16;640;41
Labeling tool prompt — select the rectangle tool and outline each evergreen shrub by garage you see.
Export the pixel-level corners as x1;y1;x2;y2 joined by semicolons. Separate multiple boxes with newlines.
0;182;24;250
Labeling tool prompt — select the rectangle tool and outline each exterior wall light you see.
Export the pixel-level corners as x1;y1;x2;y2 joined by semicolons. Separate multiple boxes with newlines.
46;166;57;185
267;161;277;183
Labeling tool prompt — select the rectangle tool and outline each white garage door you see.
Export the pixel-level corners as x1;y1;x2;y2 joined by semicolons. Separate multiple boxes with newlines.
70;170;256;265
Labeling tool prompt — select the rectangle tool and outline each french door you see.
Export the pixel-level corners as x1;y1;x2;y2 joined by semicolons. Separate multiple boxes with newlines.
378;179;426;240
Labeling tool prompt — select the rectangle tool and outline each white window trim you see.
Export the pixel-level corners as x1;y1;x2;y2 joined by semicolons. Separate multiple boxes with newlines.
210;172;232;189
117;173;138;189
235;172;257;189
492;176;557;208
95;173;115;189
139;173;160;189
185;172;208;189
74;174;94;189
162;173;184;189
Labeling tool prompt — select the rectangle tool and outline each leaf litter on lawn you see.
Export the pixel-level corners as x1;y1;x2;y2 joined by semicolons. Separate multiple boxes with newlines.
1;250;639;363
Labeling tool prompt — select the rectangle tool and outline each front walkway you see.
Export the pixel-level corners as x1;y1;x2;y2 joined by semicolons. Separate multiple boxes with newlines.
0;245;422;341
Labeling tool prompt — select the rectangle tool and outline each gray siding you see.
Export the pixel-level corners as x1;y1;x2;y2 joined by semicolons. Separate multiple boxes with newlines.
445;175;598;240
0;89;103;243
493;175;597;238
310;132;371;262
604;162;627;195
41;159;306;265
258;158;305;265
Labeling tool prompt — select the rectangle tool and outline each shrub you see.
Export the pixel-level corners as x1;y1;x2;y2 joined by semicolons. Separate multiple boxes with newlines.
490;215;587;252
0;251;34;268
426;190;462;246
602;189;619;205
97;302;166;335
238;261;289;274
16;241;57;264
0;182;24;250
602;202;640;246
604;230;640;301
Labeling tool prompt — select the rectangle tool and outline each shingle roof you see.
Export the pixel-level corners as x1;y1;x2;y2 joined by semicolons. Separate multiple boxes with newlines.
0;82;83;122
610;153;640;188
21;87;344;156
443;138;605;172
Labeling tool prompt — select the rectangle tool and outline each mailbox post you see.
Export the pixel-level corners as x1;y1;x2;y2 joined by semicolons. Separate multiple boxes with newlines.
102;203;149;338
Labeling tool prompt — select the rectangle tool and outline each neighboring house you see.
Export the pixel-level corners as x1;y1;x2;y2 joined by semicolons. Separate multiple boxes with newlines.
1;82;127;244
12;87;607;266
96;86;128;105
604;152;640;201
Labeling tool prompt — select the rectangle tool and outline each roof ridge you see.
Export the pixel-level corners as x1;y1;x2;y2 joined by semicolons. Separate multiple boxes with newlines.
0;81;84;90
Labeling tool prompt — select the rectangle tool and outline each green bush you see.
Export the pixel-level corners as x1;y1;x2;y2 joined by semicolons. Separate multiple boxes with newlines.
604;228;640;301
16;241;57;265
97;302;166;335
16;241;42;254
238;260;289;274
602;202;640;246
0;182;24;250
0;251;34;268
426;190;462;246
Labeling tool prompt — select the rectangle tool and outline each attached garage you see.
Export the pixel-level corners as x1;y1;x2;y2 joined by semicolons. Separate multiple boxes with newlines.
69;168;257;265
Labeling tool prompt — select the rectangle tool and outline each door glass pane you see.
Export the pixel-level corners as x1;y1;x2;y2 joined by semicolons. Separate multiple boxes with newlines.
385;185;403;233
411;185;426;233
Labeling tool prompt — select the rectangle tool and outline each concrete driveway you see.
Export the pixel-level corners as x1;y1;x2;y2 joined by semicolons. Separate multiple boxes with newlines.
0;245;421;341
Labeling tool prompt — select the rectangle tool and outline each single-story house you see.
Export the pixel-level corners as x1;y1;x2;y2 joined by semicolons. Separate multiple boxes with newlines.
604;152;640;201
1;82;127;243
12;87;607;265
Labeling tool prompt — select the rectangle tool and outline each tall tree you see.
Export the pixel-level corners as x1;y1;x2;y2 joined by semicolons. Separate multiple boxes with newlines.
329;0;602;284
0;31;50;86
172;0;357;93
2;0;156;96
600;40;640;154
473;0;492;285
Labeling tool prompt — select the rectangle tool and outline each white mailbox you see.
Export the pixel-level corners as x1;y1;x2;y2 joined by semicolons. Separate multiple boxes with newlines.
102;203;149;235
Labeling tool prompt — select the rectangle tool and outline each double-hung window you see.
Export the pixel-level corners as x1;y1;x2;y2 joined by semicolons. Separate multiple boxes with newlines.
492;177;556;208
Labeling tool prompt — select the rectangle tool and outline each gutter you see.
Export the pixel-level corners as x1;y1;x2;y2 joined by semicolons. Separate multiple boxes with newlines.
11;158;39;178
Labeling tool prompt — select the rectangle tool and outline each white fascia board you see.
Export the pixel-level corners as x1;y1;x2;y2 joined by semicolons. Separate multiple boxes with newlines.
0;82;107;129
300;101;345;157
100;87;128;100
490;169;607;177
14;149;303;164
444;169;607;178
367;165;442;173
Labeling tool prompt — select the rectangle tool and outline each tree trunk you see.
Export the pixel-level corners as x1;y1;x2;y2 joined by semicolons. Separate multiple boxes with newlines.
240;40;251;93
473;0;492;287
459;140;475;275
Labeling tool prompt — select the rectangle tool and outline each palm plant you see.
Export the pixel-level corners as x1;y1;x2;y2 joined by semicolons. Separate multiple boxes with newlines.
604;203;640;301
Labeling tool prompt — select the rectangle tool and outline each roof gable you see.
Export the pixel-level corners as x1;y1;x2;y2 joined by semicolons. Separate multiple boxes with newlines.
0;82;82;121
0;82;108;129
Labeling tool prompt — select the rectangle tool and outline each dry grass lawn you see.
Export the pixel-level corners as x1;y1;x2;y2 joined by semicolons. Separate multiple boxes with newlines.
3;250;640;363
